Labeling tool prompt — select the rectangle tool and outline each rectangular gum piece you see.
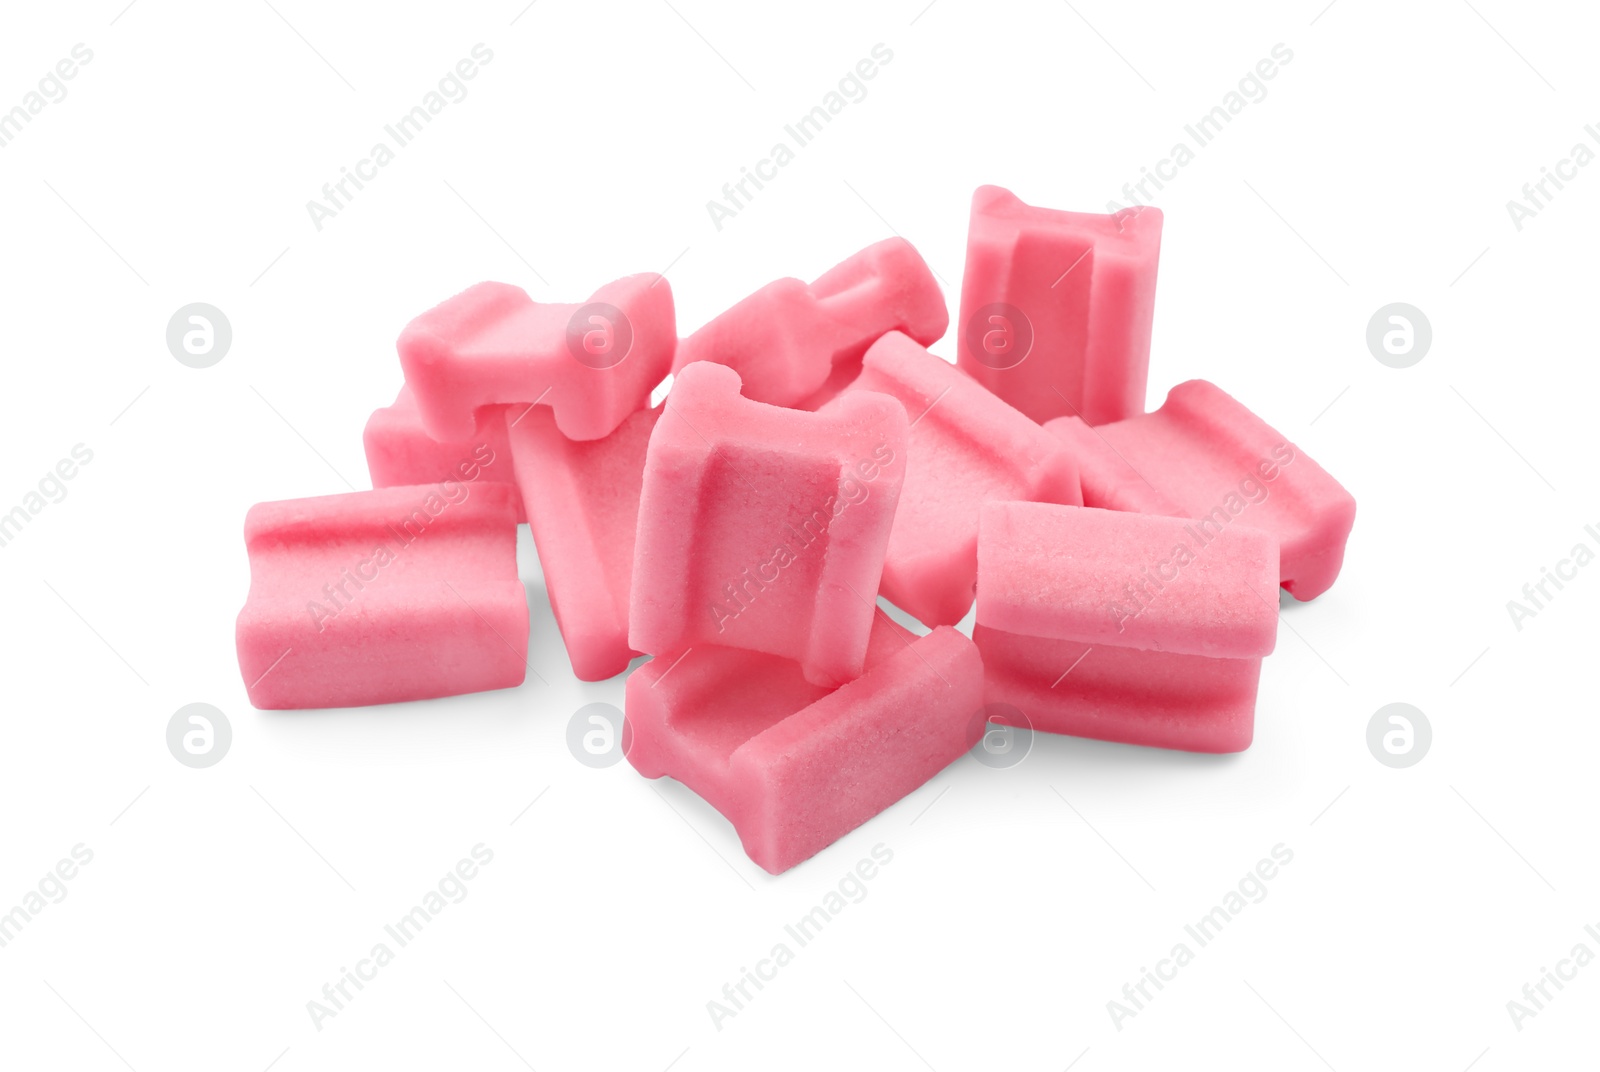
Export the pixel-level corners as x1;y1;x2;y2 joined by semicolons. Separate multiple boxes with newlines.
1052;379;1357;600
236;482;528;709
363;386;524;522
975;501;1278;753
830;330;1080;626
397;273;675;443
672;238;948;408
624;618;984;874
956;185;1162;426
504;404;661;681
628;361;908;687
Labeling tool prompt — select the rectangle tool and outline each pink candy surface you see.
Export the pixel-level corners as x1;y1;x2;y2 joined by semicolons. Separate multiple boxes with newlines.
975;501;1278;752
1051;379;1357;600
363;386;524;522
673;238;947;408
957;185;1162;426
629;362;908;687
505;404;660;681
830;330;1080;625
398;274;675;443
237;483;527;710
625;617;983;874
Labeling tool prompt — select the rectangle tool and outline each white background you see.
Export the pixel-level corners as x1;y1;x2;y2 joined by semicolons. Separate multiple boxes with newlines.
1;1;1595;1069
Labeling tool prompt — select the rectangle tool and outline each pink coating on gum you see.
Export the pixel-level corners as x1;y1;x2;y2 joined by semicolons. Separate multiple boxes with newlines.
236;483;528;709
397;273;675;443
956;185;1162;426
505;404;660;681
832;331;1081;626
672;237;948;407
628;362;908;687
1091;379;1357;600
624;620;985;873
363;385;524;522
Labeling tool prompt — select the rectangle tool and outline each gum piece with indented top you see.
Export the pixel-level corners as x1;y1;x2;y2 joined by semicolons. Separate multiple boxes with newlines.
1051;379;1356;600
829;330;1080;626
363;386;524;522
628;361;907;687
398;274;675;443
1042;414;1181;517
624;618;984;874
505;404;660;681
957;185;1162;426
975;501;1277;753
236;482;527;709
672;238;947;408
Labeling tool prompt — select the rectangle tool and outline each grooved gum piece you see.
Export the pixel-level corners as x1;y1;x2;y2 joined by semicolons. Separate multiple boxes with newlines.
1040;415;1181;517
975;501;1277;753
397;274;675;443
363;386;524;522
236;483;528;709
1053;380;1357;600
830;331;1081;626
672;238;947;407
625;619;984;874
628;362;908;687
504;404;660;681
956;186;1162;426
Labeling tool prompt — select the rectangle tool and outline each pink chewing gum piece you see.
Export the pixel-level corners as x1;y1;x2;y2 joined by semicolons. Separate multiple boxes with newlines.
397;274;675;443
504;404;661;681
1077;380;1356;600
672;238;948;407
363;386;524;522
1042;415;1183;516
625;618;984;874
628;362;908;687
975;501;1278;753
236;483;528;709
829;331;1081;626
956;185;1162;426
